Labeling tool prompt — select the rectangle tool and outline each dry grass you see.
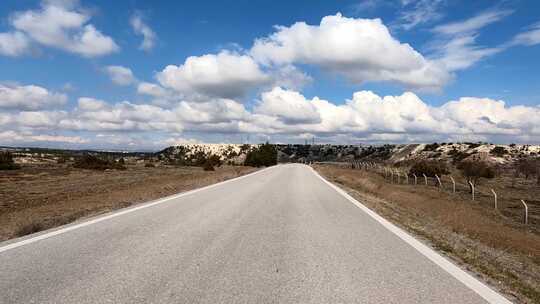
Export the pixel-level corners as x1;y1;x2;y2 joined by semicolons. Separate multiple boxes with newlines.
315;164;540;304
0;164;257;241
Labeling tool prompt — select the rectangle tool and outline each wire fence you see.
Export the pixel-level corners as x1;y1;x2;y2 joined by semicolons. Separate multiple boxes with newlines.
333;160;539;227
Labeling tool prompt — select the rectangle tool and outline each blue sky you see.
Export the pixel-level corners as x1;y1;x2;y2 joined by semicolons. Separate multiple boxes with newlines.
1;0;539;150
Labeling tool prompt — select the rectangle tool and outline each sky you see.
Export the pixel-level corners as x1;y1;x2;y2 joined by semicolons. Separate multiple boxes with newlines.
1;0;540;150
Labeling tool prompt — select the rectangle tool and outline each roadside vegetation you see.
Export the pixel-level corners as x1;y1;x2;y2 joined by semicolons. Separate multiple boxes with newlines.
244;142;278;167
0;145;272;241
408;160;449;177
73;154;127;171
0;152;20;170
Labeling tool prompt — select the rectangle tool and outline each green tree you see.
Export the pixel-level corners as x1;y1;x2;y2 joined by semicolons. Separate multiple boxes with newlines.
0;152;20;170
244;142;277;167
458;160;496;192
409;160;449;177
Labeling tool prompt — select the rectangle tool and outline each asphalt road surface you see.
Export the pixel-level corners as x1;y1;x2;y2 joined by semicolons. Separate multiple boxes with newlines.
0;164;511;303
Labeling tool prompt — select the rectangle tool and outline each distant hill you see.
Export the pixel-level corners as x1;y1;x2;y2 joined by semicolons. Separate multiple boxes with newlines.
4;142;539;167
157;144;256;165
274;143;540;166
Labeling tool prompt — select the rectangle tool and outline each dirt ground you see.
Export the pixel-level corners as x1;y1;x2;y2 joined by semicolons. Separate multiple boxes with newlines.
314;164;540;304
0;164;257;241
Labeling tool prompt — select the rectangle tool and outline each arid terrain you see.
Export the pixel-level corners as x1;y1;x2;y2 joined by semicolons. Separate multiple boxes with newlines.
0;163;257;241
1;143;538;302
315;164;540;303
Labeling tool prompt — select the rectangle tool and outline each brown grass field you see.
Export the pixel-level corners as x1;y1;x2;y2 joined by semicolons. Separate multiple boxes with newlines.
0;164;256;241
314;164;540;304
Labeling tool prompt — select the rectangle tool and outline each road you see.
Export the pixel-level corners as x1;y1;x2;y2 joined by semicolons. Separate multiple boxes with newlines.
0;164;511;303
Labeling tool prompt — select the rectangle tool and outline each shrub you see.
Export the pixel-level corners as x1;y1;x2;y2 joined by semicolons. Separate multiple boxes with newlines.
73;154;126;171
0;152;20;170
203;161;215;171
423;143;440;152
458;160;496;189
244;142;277;167
466;142;481;149
15;221;45;237
201;154;221;171
490;146;508;156
516;158;538;179
409;160;449;177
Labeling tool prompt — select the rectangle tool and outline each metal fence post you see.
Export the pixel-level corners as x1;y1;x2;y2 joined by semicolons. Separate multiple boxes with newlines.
413;174;417;185
491;189;497;210
423;174;428;186
469;181;475;201
450;176;456;193
521;200;528;225
435;175;442;191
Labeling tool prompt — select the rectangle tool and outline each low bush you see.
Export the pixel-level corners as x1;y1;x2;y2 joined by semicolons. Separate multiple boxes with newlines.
490;146;508;156
448;148;470;164
423;143;440;152
203;161;215;171
466;142;481;149
73;154;126;171
15;222;45;237
457;160;496;188
0;151;20;170
409;160;449;177
202;154;221;171
516;158;538;179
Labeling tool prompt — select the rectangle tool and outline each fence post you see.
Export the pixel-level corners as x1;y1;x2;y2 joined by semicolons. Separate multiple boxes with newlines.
450;176;456;193
521;200;528;225
423;174;428;185
491;189;497;210
413;174;417;185
435;175;442;191
396;171;400;184
390;170;394;183
405;173;409;184
469;181;475;201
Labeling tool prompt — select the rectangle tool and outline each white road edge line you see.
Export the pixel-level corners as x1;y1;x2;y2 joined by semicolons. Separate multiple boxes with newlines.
0;166;276;254
309;166;513;304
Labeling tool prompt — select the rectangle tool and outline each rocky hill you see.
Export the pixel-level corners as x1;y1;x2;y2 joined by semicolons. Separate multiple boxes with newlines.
157;144;257;165
275;143;540;166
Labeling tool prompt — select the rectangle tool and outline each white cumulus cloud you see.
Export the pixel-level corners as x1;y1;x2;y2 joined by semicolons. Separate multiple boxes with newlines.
1;0;118;57
104;66;136;86
157;51;270;99
255;87;321;124
0;32;30;56
0;84;67;110
250;13;450;91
